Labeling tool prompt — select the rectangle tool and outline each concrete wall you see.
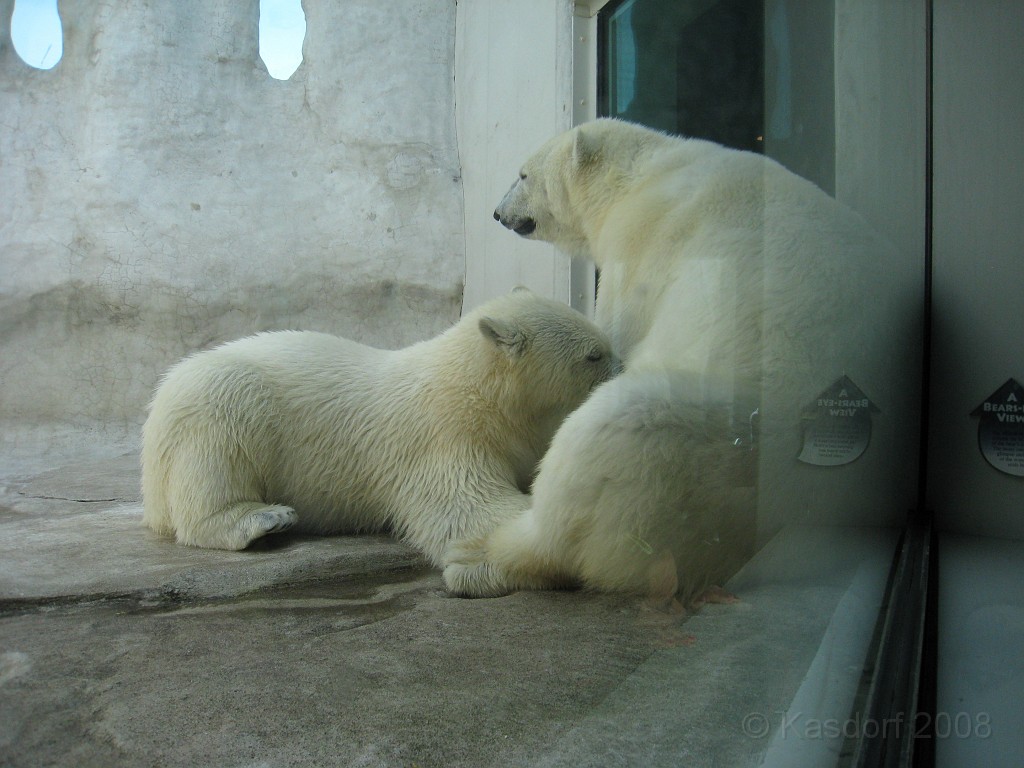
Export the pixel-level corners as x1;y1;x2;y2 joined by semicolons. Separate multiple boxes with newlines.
0;0;464;439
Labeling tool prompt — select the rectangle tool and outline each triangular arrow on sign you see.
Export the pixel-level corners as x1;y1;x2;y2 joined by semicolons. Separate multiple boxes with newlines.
970;378;1024;477
798;375;877;466
970;378;1024;418
803;374;880;417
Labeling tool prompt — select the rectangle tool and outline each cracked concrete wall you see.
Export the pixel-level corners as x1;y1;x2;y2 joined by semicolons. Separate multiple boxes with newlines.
0;0;464;440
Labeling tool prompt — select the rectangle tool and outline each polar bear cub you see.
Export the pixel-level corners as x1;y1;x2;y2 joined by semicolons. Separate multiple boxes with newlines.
446;119;913;601
142;289;617;562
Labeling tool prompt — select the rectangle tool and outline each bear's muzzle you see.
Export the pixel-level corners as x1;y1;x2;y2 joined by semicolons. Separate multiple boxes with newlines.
493;210;537;236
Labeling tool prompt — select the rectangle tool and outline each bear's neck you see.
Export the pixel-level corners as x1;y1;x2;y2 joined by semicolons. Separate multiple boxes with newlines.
412;339;550;471
577;135;721;268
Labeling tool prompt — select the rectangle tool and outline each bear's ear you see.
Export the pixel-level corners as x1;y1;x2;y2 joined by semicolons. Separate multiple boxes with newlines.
572;127;601;171
510;285;531;294
479;316;527;359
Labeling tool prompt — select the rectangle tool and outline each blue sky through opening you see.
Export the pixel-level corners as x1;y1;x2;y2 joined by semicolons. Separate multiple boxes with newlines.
10;0;306;79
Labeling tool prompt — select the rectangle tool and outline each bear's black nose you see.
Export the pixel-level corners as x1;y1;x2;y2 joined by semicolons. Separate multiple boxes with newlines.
493;211;501;222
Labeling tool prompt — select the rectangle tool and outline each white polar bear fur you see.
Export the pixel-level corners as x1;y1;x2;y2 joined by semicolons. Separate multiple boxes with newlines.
141;289;617;562
445;119;917;601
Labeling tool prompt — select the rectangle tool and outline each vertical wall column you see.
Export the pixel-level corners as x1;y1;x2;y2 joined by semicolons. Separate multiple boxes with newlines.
928;0;1024;539
456;0;575;312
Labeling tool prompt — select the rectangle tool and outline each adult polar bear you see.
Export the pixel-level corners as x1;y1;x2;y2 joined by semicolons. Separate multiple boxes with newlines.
444;119;916;601
142;289;617;562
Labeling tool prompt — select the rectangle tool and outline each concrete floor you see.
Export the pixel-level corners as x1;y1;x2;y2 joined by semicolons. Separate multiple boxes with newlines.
0;431;899;767
936;534;1024;767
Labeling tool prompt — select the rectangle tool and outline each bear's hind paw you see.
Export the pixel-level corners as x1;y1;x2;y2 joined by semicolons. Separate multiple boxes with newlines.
443;541;515;598
443;536;489;566
443;560;515;598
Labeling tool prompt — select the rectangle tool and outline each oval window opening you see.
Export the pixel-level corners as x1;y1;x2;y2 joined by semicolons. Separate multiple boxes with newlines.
10;0;63;70
259;0;306;80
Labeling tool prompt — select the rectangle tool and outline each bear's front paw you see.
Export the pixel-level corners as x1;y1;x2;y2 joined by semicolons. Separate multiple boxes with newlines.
253;506;298;533
237;505;297;548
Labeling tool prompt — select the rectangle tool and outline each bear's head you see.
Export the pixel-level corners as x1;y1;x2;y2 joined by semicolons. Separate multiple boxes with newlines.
493;119;651;256
471;288;620;425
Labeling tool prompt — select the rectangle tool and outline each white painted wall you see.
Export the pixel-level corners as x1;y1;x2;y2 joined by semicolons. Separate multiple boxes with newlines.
455;0;575;312
835;0;927;259
0;0;464;438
